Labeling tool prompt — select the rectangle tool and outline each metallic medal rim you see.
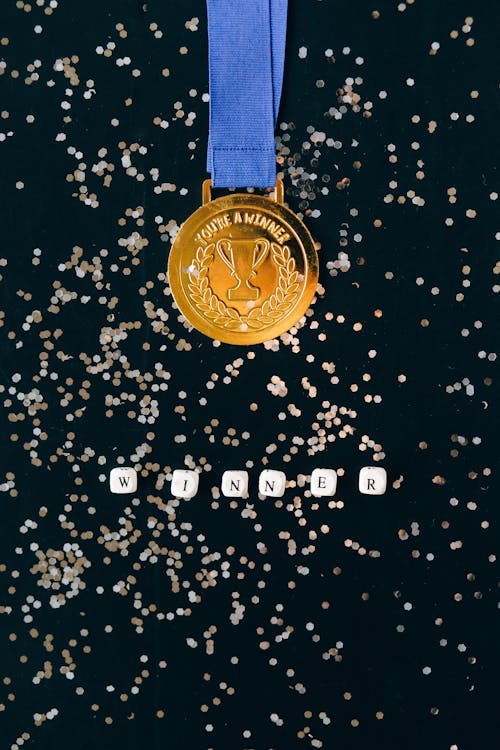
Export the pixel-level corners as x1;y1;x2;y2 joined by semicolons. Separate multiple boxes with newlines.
167;191;319;345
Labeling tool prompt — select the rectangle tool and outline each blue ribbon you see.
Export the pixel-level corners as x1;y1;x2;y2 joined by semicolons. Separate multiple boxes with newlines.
206;0;288;188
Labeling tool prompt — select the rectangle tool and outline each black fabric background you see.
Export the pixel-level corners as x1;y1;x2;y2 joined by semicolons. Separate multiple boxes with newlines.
0;1;498;748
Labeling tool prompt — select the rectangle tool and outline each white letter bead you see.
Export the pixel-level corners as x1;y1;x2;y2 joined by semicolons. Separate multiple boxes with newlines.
258;469;286;497
221;470;249;498
310;468;337;497
109;467;137;494
359;466;387;495
171;469;199;498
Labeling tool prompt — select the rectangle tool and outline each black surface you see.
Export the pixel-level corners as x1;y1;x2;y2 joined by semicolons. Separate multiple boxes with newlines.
0;1;498;748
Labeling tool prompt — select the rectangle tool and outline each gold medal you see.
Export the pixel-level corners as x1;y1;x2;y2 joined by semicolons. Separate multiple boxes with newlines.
167;179;319;345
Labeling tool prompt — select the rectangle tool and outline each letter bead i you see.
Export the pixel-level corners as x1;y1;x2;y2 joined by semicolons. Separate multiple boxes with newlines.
171;469;199;499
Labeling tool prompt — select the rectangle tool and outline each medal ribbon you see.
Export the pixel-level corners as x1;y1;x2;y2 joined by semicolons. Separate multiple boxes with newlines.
206;0;288;188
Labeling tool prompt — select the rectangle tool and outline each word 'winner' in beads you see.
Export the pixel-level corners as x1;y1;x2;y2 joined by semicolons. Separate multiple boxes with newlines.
109;467;387;497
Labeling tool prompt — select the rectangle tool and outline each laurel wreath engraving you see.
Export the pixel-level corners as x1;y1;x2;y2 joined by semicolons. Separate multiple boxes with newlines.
187;242;300;330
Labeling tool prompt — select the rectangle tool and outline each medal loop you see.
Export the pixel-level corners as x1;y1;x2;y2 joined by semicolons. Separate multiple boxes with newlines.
202;178;284;206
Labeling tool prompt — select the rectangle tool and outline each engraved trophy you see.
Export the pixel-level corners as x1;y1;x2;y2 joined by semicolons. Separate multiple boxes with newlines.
216;238;270;301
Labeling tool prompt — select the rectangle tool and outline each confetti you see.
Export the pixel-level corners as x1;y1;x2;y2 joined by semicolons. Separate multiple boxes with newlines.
0;1;497;748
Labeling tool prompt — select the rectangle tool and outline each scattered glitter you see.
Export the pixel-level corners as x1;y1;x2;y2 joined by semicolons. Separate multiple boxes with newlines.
0;2;496;747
